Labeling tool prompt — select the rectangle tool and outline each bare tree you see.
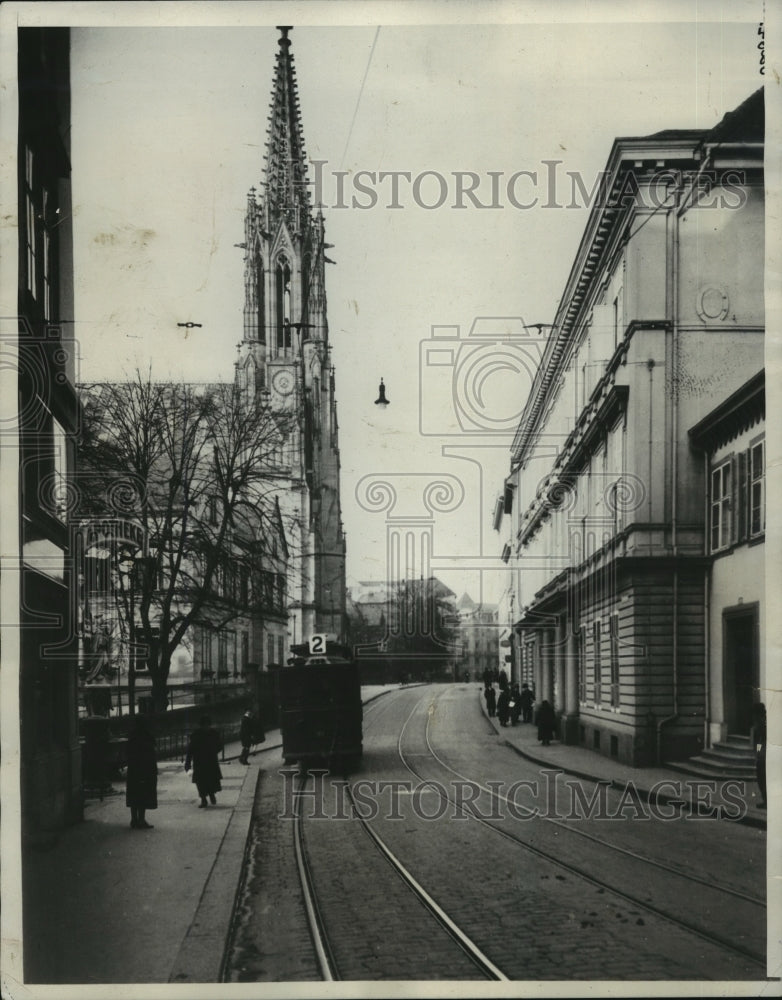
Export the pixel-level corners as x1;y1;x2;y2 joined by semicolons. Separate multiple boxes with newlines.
78;370;294;712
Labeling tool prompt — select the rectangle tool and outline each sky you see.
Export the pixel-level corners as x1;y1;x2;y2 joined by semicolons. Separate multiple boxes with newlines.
57;1;766;607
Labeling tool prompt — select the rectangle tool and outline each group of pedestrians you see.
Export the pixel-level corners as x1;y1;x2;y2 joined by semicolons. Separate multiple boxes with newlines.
481;669;558;745
124;708;263;829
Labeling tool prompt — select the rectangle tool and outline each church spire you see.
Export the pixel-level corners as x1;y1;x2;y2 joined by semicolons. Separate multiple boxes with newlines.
263;26;311;230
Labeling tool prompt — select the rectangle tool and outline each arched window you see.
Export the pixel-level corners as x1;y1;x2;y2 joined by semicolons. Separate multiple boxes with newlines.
276;257;292;352
256;252;265;344
302;252;312;315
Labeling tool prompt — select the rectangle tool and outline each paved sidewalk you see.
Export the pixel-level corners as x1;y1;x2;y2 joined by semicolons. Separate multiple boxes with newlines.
19;685;396;987
481;694;767;831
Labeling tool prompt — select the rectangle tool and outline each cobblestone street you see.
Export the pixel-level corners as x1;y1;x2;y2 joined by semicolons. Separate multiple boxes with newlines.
224;684;767;982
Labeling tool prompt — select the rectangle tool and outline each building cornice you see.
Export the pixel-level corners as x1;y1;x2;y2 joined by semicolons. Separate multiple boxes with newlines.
688;369;765;452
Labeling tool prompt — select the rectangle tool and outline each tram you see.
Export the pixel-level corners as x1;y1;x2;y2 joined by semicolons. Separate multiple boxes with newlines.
279;635;363;769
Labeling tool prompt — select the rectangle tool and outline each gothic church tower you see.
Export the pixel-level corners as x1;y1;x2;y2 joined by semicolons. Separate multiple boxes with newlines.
236;26;346;650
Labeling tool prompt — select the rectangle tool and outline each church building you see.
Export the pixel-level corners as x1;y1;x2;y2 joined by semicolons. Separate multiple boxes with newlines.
235;27;346;653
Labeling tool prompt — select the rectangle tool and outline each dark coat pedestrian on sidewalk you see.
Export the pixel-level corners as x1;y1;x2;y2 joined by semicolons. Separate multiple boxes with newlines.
497;687;511;727
520;683;534;723
185;716;223;807
509;684;521;725
126;716;157;829
239;709;265;764
484;685;496;717
752;702;767;809
536;699;557;746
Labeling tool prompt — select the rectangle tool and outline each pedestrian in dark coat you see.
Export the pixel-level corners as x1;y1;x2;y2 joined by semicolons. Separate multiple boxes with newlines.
520;683;534;723
497;687;511;727
752;702;767;809
126;715;157;829
498;669;509;691
185;715;223;807
509;683;521;725
484;685;496;717
239;710;255;765
536;699;557;746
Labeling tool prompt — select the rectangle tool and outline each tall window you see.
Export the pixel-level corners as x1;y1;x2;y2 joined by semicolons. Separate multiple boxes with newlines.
710;461;732;552
256;254;265;343
609;613;620;706
24;146;37;299
241;632;249;671
592;620;602;704
267;634;275;667
51;416;68;523
218;631;229;678
42;189;51;320
750;440;765;538
577;629;586;702
201;631;213;678
275;258;291;351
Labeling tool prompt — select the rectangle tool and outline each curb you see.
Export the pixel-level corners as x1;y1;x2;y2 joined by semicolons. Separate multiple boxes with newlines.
478;690;766;832
168;759;262;983
501;738;767;831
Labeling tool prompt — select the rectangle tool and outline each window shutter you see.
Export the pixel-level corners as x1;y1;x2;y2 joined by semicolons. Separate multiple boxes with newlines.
737;450;748;543
730;455;737;545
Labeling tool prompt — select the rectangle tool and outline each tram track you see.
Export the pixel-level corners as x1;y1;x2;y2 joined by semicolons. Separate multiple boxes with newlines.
394;689;766;973
291;768;509;981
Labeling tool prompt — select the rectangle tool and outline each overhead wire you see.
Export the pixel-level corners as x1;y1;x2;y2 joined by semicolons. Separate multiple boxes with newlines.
338;26;381;172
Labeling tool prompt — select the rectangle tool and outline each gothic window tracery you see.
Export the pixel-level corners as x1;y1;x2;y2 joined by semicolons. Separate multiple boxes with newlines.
256;250;265;344
276;256;292;352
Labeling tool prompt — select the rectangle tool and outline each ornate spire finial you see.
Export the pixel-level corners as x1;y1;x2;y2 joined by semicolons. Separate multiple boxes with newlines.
264;25;311;225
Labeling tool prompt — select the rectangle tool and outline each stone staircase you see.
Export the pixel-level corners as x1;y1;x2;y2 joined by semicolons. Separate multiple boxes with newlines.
666;734;757;781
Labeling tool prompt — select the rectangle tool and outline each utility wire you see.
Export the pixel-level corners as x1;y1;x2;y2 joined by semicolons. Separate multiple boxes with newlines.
339;26;381;171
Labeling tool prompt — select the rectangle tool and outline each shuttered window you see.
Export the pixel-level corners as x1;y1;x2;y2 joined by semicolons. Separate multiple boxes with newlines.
577;629;586;702
710;461;731;552
750;440;765;538
593;620;602;704
609;613;620;707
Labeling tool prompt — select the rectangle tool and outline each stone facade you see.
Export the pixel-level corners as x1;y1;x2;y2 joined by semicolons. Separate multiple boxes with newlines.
502;90;764;766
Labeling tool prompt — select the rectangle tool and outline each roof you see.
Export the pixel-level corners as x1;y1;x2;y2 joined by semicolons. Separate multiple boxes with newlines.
688;370;765;451
349;577;456;603
705;87;764;144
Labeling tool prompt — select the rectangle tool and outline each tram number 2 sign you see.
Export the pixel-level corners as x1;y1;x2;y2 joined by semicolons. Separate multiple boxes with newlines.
308;634;327;656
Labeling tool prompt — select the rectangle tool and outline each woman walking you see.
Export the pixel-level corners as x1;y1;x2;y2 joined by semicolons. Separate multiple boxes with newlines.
185;715;223;807
126;715;157;829
535;699;557;746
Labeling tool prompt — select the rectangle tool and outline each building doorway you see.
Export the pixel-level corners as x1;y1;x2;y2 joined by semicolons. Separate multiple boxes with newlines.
722;605;759;735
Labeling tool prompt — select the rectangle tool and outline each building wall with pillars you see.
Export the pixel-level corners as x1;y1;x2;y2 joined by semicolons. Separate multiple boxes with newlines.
504;91;764;766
